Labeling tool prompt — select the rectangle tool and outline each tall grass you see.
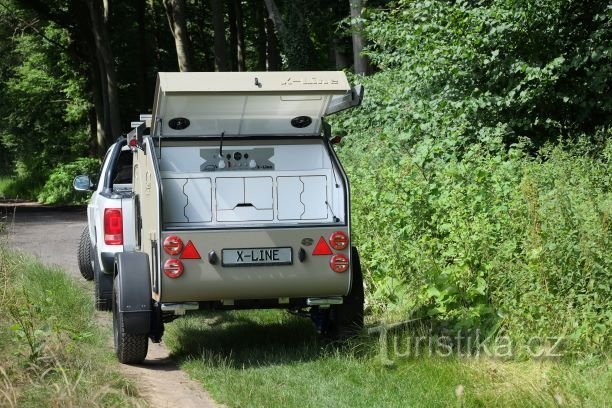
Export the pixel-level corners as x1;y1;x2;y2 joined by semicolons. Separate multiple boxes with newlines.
0;245;144;407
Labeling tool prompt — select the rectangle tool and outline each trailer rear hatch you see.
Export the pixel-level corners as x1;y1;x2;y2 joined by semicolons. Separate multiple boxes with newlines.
151;71;359;137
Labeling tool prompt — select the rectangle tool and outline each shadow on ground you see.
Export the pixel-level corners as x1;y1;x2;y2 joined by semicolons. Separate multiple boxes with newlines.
166;310;356;369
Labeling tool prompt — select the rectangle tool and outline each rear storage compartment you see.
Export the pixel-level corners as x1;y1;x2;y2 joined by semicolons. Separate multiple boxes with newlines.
159;138;346;228
155;138;350;302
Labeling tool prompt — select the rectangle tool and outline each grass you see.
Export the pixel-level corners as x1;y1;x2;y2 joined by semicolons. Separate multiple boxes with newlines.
0;244;145;407
0;176;13;199
0;175;41;201
164;310;610;408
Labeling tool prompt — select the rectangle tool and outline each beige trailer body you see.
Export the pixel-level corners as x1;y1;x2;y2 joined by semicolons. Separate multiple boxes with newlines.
130;72;360;305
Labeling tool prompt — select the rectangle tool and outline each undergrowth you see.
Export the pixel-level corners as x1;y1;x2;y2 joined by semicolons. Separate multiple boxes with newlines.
0;245;143;407
330;0;611;356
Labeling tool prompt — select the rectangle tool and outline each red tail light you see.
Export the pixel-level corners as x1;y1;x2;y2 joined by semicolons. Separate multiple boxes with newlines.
163;235;184;255
104;208;123;245
163;259;184;278
329;231;348;250
330;254;349;273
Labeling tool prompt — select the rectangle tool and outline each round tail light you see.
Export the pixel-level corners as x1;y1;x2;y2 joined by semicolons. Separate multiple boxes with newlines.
330;254;349;273
163;235;183;255
329;231;348;250
163;259;184;278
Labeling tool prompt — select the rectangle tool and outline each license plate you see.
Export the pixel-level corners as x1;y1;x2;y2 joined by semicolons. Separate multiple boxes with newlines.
222;247;293;267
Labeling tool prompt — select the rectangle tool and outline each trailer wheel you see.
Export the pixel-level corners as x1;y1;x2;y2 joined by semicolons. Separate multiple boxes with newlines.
94;257;112;311
77;226;94;281
327;246;365;340
113;275;148;364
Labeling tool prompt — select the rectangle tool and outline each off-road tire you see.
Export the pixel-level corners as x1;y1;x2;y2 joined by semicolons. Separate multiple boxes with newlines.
113;276;148;364
327;246;365;340
94;257;113;311
77;226;94;281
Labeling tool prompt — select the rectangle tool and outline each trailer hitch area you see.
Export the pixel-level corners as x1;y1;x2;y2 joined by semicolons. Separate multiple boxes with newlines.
161;302;199;316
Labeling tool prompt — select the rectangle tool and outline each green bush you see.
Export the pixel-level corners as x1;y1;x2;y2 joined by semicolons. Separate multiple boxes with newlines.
37;157;99;205
330;0;611;356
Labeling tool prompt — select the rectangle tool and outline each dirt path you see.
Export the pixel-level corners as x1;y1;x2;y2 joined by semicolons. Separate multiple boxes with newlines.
1;206;219;408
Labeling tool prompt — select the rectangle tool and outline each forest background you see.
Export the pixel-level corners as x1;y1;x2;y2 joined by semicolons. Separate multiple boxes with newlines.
0;0;609;356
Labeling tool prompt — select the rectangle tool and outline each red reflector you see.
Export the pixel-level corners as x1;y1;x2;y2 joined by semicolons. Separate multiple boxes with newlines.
129;138;138;147
163;235;183;255
312;236;333;255
163;259;184;278
104;208;123;245
180;241;201;259
330;254;349;273
329;231;348;250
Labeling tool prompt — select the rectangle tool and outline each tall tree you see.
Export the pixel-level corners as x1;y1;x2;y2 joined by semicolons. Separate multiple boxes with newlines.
230;0;245;71
349;0;369;75
210;0;229;71
265;12;280;70
163;0;194;71
88;0;121;147
13;0;121;151
263;0;315;70
253;0;267;70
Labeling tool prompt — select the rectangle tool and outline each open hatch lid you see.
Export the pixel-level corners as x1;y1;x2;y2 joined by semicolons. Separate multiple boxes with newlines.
151;72;360;137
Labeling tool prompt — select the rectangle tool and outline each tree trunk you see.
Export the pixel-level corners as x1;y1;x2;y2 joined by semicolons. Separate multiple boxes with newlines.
163;0;195;72
210;0;229;71
263;0;286;37
264;0;314;70
349;0;369;75
233;0;245;71
228;0;238;71
265;13;280;70
136;0;148;112
254;0;267;70
88;0;121;147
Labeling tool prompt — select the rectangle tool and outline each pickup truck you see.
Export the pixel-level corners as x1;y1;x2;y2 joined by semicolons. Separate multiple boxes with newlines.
74;138;135;310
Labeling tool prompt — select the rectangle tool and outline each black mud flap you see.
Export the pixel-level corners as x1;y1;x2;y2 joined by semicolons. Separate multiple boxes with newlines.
114;252;151;335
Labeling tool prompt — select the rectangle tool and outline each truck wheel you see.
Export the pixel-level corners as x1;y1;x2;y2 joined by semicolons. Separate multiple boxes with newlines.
327;246;365;340
113;275;148;364
94;256;113;311
77;226;94;281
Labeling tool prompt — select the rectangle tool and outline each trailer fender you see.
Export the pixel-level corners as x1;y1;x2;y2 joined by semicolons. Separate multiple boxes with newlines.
114;252;151;335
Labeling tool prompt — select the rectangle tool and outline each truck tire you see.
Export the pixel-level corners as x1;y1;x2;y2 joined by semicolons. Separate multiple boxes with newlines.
113;275;148;364
77;226;94;281
327;246;365;340
94;255;113;311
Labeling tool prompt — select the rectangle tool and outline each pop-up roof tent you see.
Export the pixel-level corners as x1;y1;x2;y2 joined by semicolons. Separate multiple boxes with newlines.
150;71;362;137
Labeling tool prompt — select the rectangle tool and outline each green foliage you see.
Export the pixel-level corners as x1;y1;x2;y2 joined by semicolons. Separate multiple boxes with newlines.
0;246;142;406
362;0;612;147
331;0;612;355
37;157;99;205
0;14;90;201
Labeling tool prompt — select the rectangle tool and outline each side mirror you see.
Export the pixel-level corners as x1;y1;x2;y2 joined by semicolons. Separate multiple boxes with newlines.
73;175;93;192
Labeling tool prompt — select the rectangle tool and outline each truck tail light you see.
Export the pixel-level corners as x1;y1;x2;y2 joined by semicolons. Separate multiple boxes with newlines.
330;254;349;273
163;259;184;278
329;231;348;250
163;235;184;255
104;208;123;245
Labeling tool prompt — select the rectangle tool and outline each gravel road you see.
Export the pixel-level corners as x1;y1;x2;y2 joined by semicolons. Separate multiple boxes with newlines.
1;206;218;408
